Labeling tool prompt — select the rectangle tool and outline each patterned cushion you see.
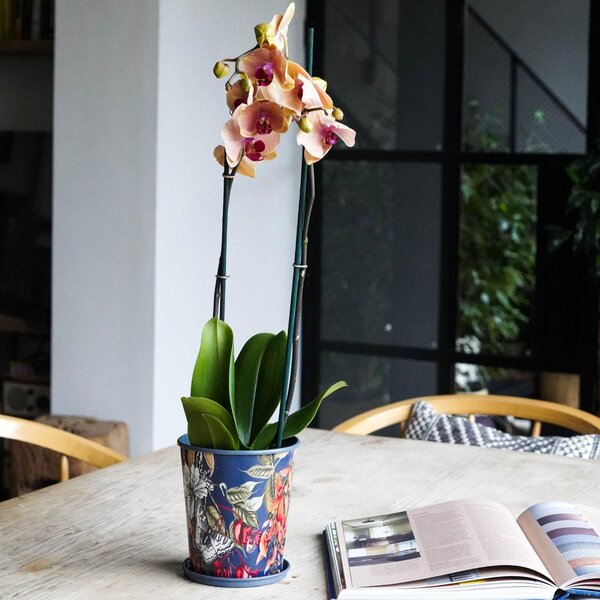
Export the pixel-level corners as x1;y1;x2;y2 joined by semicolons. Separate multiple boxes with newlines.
405;400;600;459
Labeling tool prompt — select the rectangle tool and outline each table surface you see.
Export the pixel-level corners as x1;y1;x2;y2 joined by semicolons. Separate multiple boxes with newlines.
1;427;600;599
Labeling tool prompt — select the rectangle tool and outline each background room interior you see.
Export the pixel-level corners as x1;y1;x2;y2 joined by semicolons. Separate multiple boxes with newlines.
0;0;598;501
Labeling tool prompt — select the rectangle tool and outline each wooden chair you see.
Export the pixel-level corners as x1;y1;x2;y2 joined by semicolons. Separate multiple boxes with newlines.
0;414;127;482
333;394;600;437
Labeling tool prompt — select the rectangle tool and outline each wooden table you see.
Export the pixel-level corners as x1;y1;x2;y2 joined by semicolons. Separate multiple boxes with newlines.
1;428;600;599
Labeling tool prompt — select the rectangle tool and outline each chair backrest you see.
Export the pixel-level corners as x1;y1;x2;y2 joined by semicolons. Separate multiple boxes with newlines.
0;414;127;482
333;394;600;437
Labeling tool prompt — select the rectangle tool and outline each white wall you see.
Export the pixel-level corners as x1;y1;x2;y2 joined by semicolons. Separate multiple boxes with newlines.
53;0;303;455
53;0;159;457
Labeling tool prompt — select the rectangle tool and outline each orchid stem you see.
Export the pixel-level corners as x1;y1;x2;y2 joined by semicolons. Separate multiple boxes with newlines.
213;162;237;321
275;161;307;449
274;27;314;449
284;164;315;416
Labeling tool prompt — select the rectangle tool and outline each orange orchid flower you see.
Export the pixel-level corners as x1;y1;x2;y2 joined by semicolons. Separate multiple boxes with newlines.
214;144;272;179
215;108;280;178
266;2;295;52
238;47;293;90
259;60;333;115
226;79;254;113
237;100;288;137
296;112;356;164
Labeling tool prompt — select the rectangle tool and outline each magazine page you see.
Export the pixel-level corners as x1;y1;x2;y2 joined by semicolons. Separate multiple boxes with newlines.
336;499;553;589
518;500;600;589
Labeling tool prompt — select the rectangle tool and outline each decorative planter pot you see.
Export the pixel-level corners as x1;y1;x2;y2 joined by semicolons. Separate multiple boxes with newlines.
178;434;300;587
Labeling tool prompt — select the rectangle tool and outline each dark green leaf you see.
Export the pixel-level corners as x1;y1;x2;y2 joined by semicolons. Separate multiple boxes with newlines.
250;331;287;445
190;318;234;411
188;412;238;450
251;381;347;449
181;397;237;444
233;333;273;446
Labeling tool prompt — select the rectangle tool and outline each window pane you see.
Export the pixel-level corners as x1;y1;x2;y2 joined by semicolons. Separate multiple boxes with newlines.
456;164;536;357
318;351;437;430
515;68;586;154
464;0;589;153
324;0;445;151
454;364;535;397
321;161;441;349
463;10;511;152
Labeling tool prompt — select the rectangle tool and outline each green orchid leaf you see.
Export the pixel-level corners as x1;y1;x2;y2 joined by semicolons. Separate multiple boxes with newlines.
250;331;287;445
233;332;274;446
251;380;347;450
187;412;238;450
181;396;238;444
190;317;234;412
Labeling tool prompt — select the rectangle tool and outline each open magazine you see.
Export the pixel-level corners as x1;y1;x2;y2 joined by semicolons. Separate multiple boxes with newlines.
323;499;600;600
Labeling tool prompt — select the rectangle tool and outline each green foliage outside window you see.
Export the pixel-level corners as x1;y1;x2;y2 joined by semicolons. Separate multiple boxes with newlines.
458;163;536;355
457;105;537;387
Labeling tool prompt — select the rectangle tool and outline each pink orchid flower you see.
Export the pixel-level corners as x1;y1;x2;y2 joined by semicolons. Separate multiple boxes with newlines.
214;143;277;179
259;60;333;115
226;79;254;112
266;2;295;52
296;112;356;164
237;100;288;137
238;47;293;90
214;145;256;178
215;108;280;177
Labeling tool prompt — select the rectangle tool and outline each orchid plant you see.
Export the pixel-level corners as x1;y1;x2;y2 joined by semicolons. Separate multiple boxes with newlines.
182;3;355;451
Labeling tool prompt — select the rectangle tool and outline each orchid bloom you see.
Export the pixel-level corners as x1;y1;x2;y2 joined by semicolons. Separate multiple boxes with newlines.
214;144;274;179
237;100;288;137
264;2;295;52
226;79;254;113
296;112;356;164
214;2;355;175
238;47;293;91
215;107;280;177
259;60;333;115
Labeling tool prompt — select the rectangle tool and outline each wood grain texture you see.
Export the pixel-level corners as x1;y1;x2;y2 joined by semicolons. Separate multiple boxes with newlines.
1;428;600;599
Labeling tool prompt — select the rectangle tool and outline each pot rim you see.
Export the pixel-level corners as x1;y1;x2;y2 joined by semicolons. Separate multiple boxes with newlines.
177;434;300;456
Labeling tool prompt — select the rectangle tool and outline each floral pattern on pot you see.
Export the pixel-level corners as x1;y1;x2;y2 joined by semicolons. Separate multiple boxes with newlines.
179;435;299;579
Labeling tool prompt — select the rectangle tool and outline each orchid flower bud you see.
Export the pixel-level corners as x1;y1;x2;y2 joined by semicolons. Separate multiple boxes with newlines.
332;107;344;121
213;61;230;79
298;116;312;133
254;23;273;47
239;73;251;93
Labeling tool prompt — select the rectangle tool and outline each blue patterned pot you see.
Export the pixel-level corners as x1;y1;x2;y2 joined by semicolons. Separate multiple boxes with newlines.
178;435;300;586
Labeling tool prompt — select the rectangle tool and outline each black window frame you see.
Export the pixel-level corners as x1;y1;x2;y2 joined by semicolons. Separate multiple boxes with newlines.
302;0;600;418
